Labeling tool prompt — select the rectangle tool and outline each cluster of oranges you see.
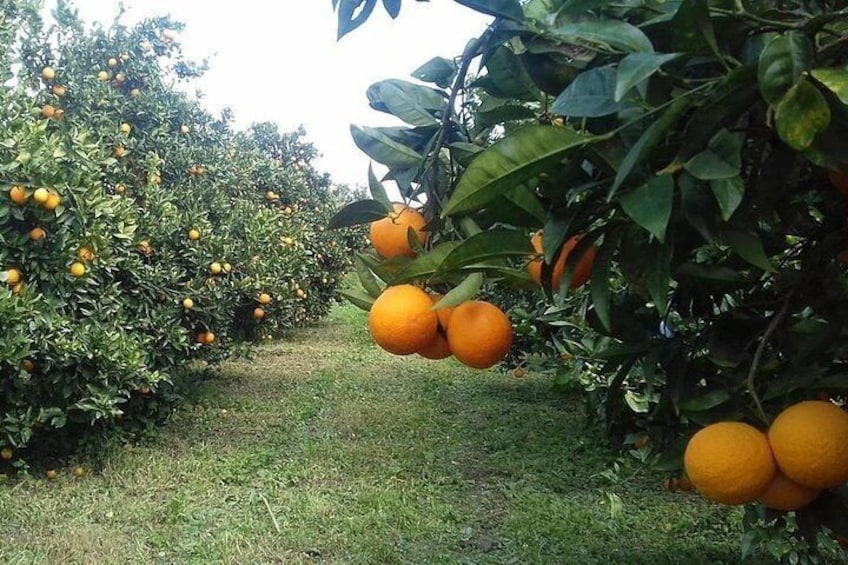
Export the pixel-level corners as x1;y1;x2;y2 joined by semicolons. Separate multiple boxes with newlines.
366;203;513;369
684;400;848;511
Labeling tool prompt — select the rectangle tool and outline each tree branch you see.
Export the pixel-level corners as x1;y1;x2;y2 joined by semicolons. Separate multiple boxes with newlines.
746;290;795;425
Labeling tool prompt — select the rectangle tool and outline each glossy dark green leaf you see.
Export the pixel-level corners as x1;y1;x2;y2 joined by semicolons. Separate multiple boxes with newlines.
336;0;378;39
448;142;484;167
433;272;484;309
775;79;831;151
758;32;814;105
615;52;680;102
505;184;546;223
721;230;774;272
481;46;541;102
550;19;654;54
551;66;620;118
394;241;462;283
477;99;537;127
619;174;674;243
412;57;457;89
453;0;522;20
382;0;401;18
679;172;718;242
368;163;391;208
684;129;743;181
590;229;622;331
351;125;424;168
328;199;389;229
438;229;535;273
671;0;720;59
611;97;689;197
710;176;744;221
372;82;442;127
678;389;732;412
811;67;848;106
339;289;375;311
355;255;384;298
645;241;673;316
444;125;596;216
676;263;744;282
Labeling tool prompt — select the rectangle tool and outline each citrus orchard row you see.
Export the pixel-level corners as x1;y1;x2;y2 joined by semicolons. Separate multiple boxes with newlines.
0;4;360;465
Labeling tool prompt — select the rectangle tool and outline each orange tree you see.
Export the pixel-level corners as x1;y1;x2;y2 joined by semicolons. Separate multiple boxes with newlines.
0;1;358;465
331;0;848;558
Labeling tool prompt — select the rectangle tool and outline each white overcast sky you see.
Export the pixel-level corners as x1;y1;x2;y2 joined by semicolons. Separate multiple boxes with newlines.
48;1;491;190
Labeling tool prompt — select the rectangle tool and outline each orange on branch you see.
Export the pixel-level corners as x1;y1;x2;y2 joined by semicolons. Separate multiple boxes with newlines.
447;300;513;369
369;202;426;259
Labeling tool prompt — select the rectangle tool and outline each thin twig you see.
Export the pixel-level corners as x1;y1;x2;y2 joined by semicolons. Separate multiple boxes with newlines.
746;290;795;425
258;492;282;534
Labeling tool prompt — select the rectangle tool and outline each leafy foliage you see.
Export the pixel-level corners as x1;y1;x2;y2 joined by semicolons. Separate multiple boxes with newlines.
332;0;848;558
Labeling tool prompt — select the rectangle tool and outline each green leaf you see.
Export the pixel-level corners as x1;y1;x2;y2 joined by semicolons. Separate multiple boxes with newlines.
611;96;689;197
477;99;537;127
710;176;744;221
350;125;424;168
433;272;484;309
444;125;596;216
645;241;673;317
394;242;462;283
722;230;773;272
619;175;674;243
615;53;680;102
551;66;621;118
678;389;732;412
758;32;814;105
328;199;389;229
684;129;743;181
336;0;378;39
671;0;721;60
368;163;391;208
339;289;375;311
480;47;541;102
775;79;831;151
378;82;441;126
412;57;457;89
453;0;522;20
590;229;622;331
550;19;654;54
504;184;546;223
811;67;848;106
448;142;484;167
355;255;384;298
367;79;445;126
438;229;535;273
676;263;744;282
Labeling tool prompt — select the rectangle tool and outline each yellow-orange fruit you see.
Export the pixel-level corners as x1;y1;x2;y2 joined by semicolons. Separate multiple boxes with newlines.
756;471;820;512
9;186;27;205
528;231;596;290
43;193;61;211
258;293;272;305
684;422;776;505
253;307;265;320
446;300;513;369
369;203;427;259
768;400;848;489
417;331;452;360
368;284;438;355
429;293;455;330
28;227;46;241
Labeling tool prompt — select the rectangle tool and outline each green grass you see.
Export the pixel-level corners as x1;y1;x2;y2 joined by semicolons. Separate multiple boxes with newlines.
0;302;770;564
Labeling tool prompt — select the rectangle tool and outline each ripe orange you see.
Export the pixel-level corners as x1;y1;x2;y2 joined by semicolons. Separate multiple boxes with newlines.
43;193;61;211
41;66;55;81
296;288;306;299
684;422;776;505
429;293;455;330
12;282;25;296
369;202;427;259
114;72;126;84
114;146;126;158
119;122;131;135
768;400;848;489
107;57;118;68
528;231;596;290
828;169;848;195
258;293;272;305
513;367;525;379
45;469;57;480
265;191;277;201
115;183;126;195
222;263;232;273
29;227;46;241
210;262;222;275
9;185;27;205
756;471;820;512
72;466;86;477
417;330;452;360
32;188;49;204
252;307;265;320
69;262;86;277
188;229;200;241
21;359;34;372
150;173;162;185
41;104;56;118
203;331;216;344
0;447;12;460
446;300;513;369
180;125;190;135
368;284;438;355
97;70;110;81
182;298;194;310
6;268;21;285
53;108;65;120
130;88;141;97
52;84;66;97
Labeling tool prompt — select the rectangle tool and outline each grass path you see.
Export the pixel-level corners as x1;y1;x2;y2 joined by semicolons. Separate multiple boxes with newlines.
0;304;765;564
